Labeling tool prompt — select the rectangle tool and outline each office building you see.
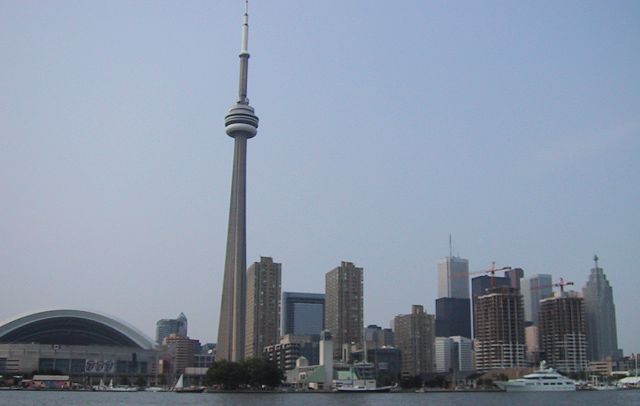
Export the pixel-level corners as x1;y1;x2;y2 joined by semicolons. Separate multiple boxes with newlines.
451;336;474;372
364;324;394;349
505;268;524;290
325;261;364;360
474;287;526;371
156;312;188;345
393;305;435;378
163;334;201;375
539;292;587;373
583;256;620;361
435;297;471;338
437;255;469;299
521;274;553;325
435;336;474;373
434;337;453;373
217;1;260;362
525;325;540;364
245;256;281;359
282;292;324;336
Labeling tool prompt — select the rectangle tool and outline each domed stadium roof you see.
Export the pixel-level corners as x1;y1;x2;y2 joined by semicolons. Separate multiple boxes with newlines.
0;309;154;350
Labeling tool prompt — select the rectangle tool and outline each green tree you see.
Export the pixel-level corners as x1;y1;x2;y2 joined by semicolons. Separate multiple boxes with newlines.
206;360;248;389
206;359;283;390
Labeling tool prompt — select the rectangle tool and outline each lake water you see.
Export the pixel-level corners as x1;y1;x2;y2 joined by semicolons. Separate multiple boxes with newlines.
1;390;639;406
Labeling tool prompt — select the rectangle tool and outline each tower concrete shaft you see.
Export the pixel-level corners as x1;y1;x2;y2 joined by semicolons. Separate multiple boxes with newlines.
217;1;259;362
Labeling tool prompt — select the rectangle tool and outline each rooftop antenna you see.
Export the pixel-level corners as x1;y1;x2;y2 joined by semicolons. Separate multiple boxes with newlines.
594;254;599;269
449;234;452;257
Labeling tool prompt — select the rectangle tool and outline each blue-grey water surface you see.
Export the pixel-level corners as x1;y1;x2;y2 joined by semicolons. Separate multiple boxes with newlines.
1;391;639;406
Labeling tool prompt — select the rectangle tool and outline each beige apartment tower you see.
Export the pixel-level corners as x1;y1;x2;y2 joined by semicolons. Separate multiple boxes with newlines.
474;287;526;371
539;292;587;373
324;261;363;360
393;305;436;378
245;257;281;359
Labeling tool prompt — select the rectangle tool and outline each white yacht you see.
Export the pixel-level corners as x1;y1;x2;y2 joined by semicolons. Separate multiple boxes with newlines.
495;361;576;392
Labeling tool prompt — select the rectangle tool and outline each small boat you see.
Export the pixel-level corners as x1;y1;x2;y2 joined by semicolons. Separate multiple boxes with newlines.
91;378;107;391
105;379;138;392
174;374;205;394
495;361;576;392
335;379;393;393
144;386;167;392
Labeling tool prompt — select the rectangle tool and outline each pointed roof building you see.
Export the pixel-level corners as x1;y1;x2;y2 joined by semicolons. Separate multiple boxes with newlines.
582;255;620;361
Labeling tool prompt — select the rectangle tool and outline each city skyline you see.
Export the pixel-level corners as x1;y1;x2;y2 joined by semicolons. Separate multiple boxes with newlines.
1;1;638;354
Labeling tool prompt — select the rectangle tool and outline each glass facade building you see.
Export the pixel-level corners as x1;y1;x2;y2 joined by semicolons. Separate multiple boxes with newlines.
282;292;325;336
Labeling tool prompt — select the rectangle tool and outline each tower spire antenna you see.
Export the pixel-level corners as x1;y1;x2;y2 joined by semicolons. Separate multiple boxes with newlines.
238;0;251;104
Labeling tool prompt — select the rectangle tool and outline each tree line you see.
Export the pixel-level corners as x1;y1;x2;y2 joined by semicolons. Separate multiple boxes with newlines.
206;358;283;390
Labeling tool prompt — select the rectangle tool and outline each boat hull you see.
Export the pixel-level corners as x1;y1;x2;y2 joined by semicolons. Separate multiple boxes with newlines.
336;386;392;393
175;387;206;393
496;381;576;392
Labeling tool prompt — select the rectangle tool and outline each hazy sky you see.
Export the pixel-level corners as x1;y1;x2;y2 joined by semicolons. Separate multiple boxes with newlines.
1;1;638;353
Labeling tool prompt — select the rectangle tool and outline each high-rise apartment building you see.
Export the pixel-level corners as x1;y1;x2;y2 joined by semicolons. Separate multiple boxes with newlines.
583;256;619;361
474;287;526;371
281;292;324;336
521;274;553;325
245;257;281;359
393;305;435;378
156;313;188;345
437;256;469;299
325;261;364;360
471;275;511;338
539;292;587;373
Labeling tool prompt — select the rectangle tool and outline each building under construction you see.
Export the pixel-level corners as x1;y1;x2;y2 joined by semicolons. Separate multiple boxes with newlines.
474;287;526;371
539;292;587;373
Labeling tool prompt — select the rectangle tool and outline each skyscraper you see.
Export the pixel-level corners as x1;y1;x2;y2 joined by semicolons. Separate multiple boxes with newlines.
539;292;587;373
434;336;474;373
474;287;526;371
521;274;553;325
364;324;395;349
216;2;260;362
325;261;363;360
435;297;471;338
281;292;325;336
471;275;511;338
437;256;469;299
245;257;281;359
583;255;620;361
156;312;188;345
393;305;435;378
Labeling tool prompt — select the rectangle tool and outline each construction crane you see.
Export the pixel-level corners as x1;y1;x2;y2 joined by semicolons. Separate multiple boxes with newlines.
468;261;512;288
531;277;575;295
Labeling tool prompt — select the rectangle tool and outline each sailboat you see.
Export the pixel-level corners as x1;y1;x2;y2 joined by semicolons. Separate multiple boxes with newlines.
174;374;205;393
92;378;107;391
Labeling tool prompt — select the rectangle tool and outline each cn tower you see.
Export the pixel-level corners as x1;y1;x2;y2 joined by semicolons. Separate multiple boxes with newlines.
216;0;258;362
